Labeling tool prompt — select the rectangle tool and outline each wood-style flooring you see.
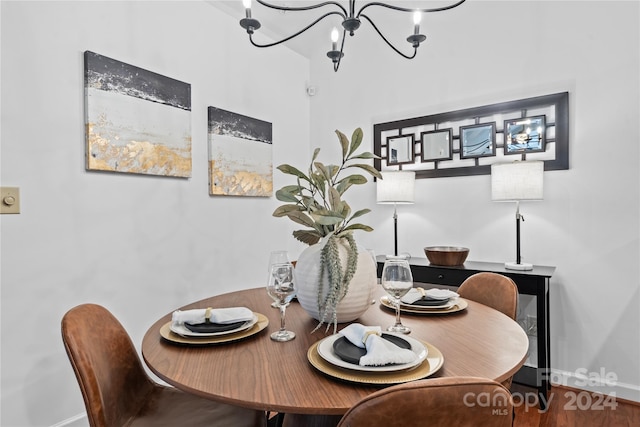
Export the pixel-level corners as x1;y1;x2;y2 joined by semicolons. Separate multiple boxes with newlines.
512;384;640;426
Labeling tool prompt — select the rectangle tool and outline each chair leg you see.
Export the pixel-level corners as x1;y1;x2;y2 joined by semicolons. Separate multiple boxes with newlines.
267;412;285;427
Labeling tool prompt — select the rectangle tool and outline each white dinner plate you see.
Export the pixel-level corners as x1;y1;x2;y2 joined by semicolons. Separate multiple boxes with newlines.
170;314;258;337
316;332;427;372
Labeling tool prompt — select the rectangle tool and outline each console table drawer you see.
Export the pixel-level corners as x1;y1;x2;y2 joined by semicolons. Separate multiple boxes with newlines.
410;268;470;286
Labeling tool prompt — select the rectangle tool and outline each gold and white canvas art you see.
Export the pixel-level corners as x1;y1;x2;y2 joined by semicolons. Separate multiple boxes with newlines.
208;107;272;197
84;51;192;177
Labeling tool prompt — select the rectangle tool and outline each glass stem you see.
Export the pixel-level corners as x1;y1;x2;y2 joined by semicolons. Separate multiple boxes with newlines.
279;303;287;332
394;299;403;326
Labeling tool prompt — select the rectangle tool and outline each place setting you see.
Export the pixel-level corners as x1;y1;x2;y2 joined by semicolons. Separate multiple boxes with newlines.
380;286;468;315
307;323;444;385
159;306;269;345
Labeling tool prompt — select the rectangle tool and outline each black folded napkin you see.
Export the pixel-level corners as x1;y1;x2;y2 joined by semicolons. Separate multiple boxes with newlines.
184;320;247;333
409;297;450;307
332;333;411;365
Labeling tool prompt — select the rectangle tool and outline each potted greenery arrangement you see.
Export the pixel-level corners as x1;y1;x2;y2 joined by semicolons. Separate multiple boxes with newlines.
273;128;382;332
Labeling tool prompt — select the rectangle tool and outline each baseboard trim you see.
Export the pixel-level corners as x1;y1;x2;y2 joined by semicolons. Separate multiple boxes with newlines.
550;369;640;404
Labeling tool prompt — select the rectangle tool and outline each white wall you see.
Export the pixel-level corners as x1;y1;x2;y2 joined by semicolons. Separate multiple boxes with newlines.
306;0;640;402
0;1;310;425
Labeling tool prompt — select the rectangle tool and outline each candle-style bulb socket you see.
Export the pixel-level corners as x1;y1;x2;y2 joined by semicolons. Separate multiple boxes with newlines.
240;18;261;34
406;33;426;48
326;50;344;64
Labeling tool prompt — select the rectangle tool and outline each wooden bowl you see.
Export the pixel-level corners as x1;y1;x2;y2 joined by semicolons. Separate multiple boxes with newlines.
424;246;469;266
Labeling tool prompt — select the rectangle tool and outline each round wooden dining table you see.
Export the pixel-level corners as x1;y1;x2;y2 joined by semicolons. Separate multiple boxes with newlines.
142;286;528;416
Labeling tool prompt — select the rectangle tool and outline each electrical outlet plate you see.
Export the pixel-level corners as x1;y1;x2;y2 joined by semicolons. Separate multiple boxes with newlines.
0;187;20;214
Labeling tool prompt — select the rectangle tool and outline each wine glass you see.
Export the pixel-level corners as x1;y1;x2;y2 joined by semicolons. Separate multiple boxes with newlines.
268;251;292;308
381;257;414;334
267;263;297;341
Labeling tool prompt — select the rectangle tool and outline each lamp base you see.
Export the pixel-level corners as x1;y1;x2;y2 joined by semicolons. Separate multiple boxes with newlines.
504;261;533;271
385;253;411;261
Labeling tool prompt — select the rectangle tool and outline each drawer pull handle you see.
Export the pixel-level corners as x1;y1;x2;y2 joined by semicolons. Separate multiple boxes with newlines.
438;274;444;279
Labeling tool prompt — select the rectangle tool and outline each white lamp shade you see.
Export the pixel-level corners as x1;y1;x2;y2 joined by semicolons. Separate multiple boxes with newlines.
491;161;543;201
377;171;415;204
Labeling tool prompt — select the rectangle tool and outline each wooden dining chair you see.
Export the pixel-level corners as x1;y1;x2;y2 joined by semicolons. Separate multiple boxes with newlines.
336;376;514;427
457;272;518;320
61;303;266;427
457;272;519;389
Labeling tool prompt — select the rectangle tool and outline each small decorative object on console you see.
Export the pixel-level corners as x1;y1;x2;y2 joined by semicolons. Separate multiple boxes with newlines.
424;246;469;266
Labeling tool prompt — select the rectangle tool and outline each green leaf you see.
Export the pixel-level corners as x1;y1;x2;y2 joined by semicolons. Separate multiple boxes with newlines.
335;180;352;195
300;195;317;209
280;184;303;194
272;204;302;217
349;151;380;160
345;163;383;179
327;164;340;179
338;200;351;219
341;223;374;233
275;189;299;203
347;128;363;157
336;174;368;187
277;164;309;181
336;129;349;159
285;211;317;227
311;148;321;162
314;162;332;182
328;186;341;210
310;209;344;226
347;208;371;221
311;172;327;195
293;230;322;246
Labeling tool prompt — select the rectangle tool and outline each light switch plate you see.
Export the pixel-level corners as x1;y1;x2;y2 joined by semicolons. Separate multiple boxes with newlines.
0;187;20;214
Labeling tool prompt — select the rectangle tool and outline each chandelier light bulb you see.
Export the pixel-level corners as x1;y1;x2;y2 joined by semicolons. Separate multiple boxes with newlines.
413;11;422;34
331;27;339;43
242;0;252;18
413;11;422;25
331;27;339;51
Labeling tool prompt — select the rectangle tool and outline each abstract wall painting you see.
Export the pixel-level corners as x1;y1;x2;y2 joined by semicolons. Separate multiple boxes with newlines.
208;107;272;197
84;51;192;177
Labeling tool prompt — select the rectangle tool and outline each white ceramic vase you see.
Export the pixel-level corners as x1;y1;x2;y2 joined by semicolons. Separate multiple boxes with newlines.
294;235;376;324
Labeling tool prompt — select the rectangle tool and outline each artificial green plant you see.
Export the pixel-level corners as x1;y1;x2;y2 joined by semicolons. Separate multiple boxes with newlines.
273;128;382;332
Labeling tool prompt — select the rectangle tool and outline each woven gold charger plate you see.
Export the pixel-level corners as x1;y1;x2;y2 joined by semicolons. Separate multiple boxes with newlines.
160;312;269;345
380;296;468;315
307;339;444;385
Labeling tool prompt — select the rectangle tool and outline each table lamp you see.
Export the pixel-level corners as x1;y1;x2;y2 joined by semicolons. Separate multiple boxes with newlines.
376;171;415;256
491;161;543;270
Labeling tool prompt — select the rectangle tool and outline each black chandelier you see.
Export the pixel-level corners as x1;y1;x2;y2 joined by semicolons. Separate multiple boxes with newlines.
239;0;467;72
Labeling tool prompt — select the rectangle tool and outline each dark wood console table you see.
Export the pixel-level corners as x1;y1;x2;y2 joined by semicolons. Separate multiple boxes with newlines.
377;256;555;406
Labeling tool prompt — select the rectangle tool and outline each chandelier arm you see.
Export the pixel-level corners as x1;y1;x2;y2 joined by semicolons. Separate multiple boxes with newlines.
256;0;348;16
248;11;346;48
333;29;347;72
360;14;417;60
356;0;466;16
